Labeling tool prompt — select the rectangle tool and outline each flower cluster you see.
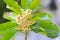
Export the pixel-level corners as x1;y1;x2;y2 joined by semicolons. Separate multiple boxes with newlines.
16;9;35;32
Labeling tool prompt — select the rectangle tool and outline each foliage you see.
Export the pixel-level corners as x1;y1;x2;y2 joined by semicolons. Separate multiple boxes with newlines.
0;0;7;23
0;0;59;40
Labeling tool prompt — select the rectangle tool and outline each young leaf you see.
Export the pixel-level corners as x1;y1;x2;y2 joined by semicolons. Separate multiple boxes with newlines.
0;21;18;33
21;0;28;10
0;29;16;40
32;12;52;21
28;0;40;10
39;21;59;38
28;0;32;5
21;0;32;10
3;12;17;20
4;0;22;15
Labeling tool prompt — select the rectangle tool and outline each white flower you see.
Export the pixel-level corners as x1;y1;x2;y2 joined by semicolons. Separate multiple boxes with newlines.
16;9;35;32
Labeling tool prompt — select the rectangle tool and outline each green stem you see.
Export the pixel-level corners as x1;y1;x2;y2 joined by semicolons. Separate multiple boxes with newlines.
25;31;28;40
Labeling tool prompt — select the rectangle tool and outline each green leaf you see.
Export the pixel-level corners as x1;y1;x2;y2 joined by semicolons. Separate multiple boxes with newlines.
3;12;17;20
39;21;59;38
21;0;33;10
0;21;18;34
30;20;59;38
28;0;40;10
4;0;22;15
28;0;32;5
32;12;52;21
30;21;45;33
30;23;47;36
21;0;28;10
0;29;16;40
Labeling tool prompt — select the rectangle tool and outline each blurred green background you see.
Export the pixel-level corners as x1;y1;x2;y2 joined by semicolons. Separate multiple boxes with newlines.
0;0;7;23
